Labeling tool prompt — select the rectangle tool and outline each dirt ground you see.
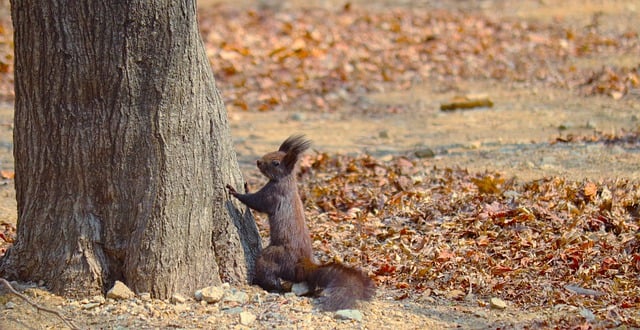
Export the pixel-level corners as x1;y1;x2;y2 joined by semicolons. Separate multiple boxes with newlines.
226;0;640;182
1;0;639;329
230;80;640;182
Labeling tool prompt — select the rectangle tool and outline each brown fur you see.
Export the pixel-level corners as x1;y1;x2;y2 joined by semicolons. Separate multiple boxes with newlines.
227;134;375;311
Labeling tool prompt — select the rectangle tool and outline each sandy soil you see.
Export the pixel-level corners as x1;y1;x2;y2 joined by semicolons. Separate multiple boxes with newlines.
230;80;639;182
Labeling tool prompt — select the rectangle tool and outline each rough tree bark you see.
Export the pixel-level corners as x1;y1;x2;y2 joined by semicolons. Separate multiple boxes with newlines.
0;0;261;298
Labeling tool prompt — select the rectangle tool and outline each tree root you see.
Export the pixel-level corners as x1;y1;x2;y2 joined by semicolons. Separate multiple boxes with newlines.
0;277;79;330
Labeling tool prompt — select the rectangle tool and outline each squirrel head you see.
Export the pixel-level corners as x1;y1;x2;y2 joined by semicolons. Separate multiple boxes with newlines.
257;134;311;180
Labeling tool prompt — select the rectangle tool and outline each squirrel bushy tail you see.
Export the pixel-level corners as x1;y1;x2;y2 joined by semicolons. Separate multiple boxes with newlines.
300;259;375;311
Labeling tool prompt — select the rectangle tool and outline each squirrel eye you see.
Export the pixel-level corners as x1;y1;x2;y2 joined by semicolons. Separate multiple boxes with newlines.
271;160;280;167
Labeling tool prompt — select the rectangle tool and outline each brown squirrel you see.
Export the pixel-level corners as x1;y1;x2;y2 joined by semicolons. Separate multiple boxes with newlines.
227;134;375;311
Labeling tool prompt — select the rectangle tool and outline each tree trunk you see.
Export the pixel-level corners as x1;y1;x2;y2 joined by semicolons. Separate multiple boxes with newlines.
0;0;261;298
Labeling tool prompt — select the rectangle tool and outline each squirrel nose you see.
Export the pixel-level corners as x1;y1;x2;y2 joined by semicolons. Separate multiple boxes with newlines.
257;160;262;166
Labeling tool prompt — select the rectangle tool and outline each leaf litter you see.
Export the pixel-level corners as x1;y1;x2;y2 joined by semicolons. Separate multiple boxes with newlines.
0;4;637;106
197;3;639;113
285;153;640;327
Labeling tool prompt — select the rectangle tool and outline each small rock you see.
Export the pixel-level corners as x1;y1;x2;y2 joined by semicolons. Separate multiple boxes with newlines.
224;289;248;304
490;297;508;310
194;290;203;301
473;310;488;318
335;309;363;321
200;286;225;303
558;122;573;130
291;282;310;296
173;303;190;313
5;301;15;309
139;292;151;301
91;295;106;304
106;281;135;300
379;130;389;139
171;293;187;304
445;289;465;300
82;302;101;310
378;154;394;162
414;148;435;158
464;141;482;149
239;311;257;325
223;306;244;314
289;112;305;121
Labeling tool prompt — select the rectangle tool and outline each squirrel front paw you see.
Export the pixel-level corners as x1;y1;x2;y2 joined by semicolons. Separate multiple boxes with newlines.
226;184;239;196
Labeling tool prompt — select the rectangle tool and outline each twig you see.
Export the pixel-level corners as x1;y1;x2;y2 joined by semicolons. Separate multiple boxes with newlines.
0;277;80;330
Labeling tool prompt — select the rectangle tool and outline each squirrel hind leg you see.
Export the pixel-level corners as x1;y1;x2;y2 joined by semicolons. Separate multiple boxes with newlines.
253;245;298;293
253;256;283;292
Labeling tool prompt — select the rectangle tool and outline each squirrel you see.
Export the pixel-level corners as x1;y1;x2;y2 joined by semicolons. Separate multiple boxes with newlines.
226;134;375;311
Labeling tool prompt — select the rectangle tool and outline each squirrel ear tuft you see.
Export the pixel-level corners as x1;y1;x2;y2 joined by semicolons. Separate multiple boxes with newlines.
279;134;311;170
279;134;311;154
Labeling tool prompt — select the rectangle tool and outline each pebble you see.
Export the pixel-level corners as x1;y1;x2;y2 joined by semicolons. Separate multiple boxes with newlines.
445;289;465;300
224;289;248;304
106;281;135;300
490;297;507;310
289;112;305;121
473;310;488;318
223;306;244;314
82;302;101;310
464;141;482;149
291;282;310;296
414;147;435;158
5;301;15;309
199;286;224;303
558;122;573;130
334;309;363;321
194;290;203;301
139;292;151;301
171;293;187;304
239;311;257;325
173;303;190;313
